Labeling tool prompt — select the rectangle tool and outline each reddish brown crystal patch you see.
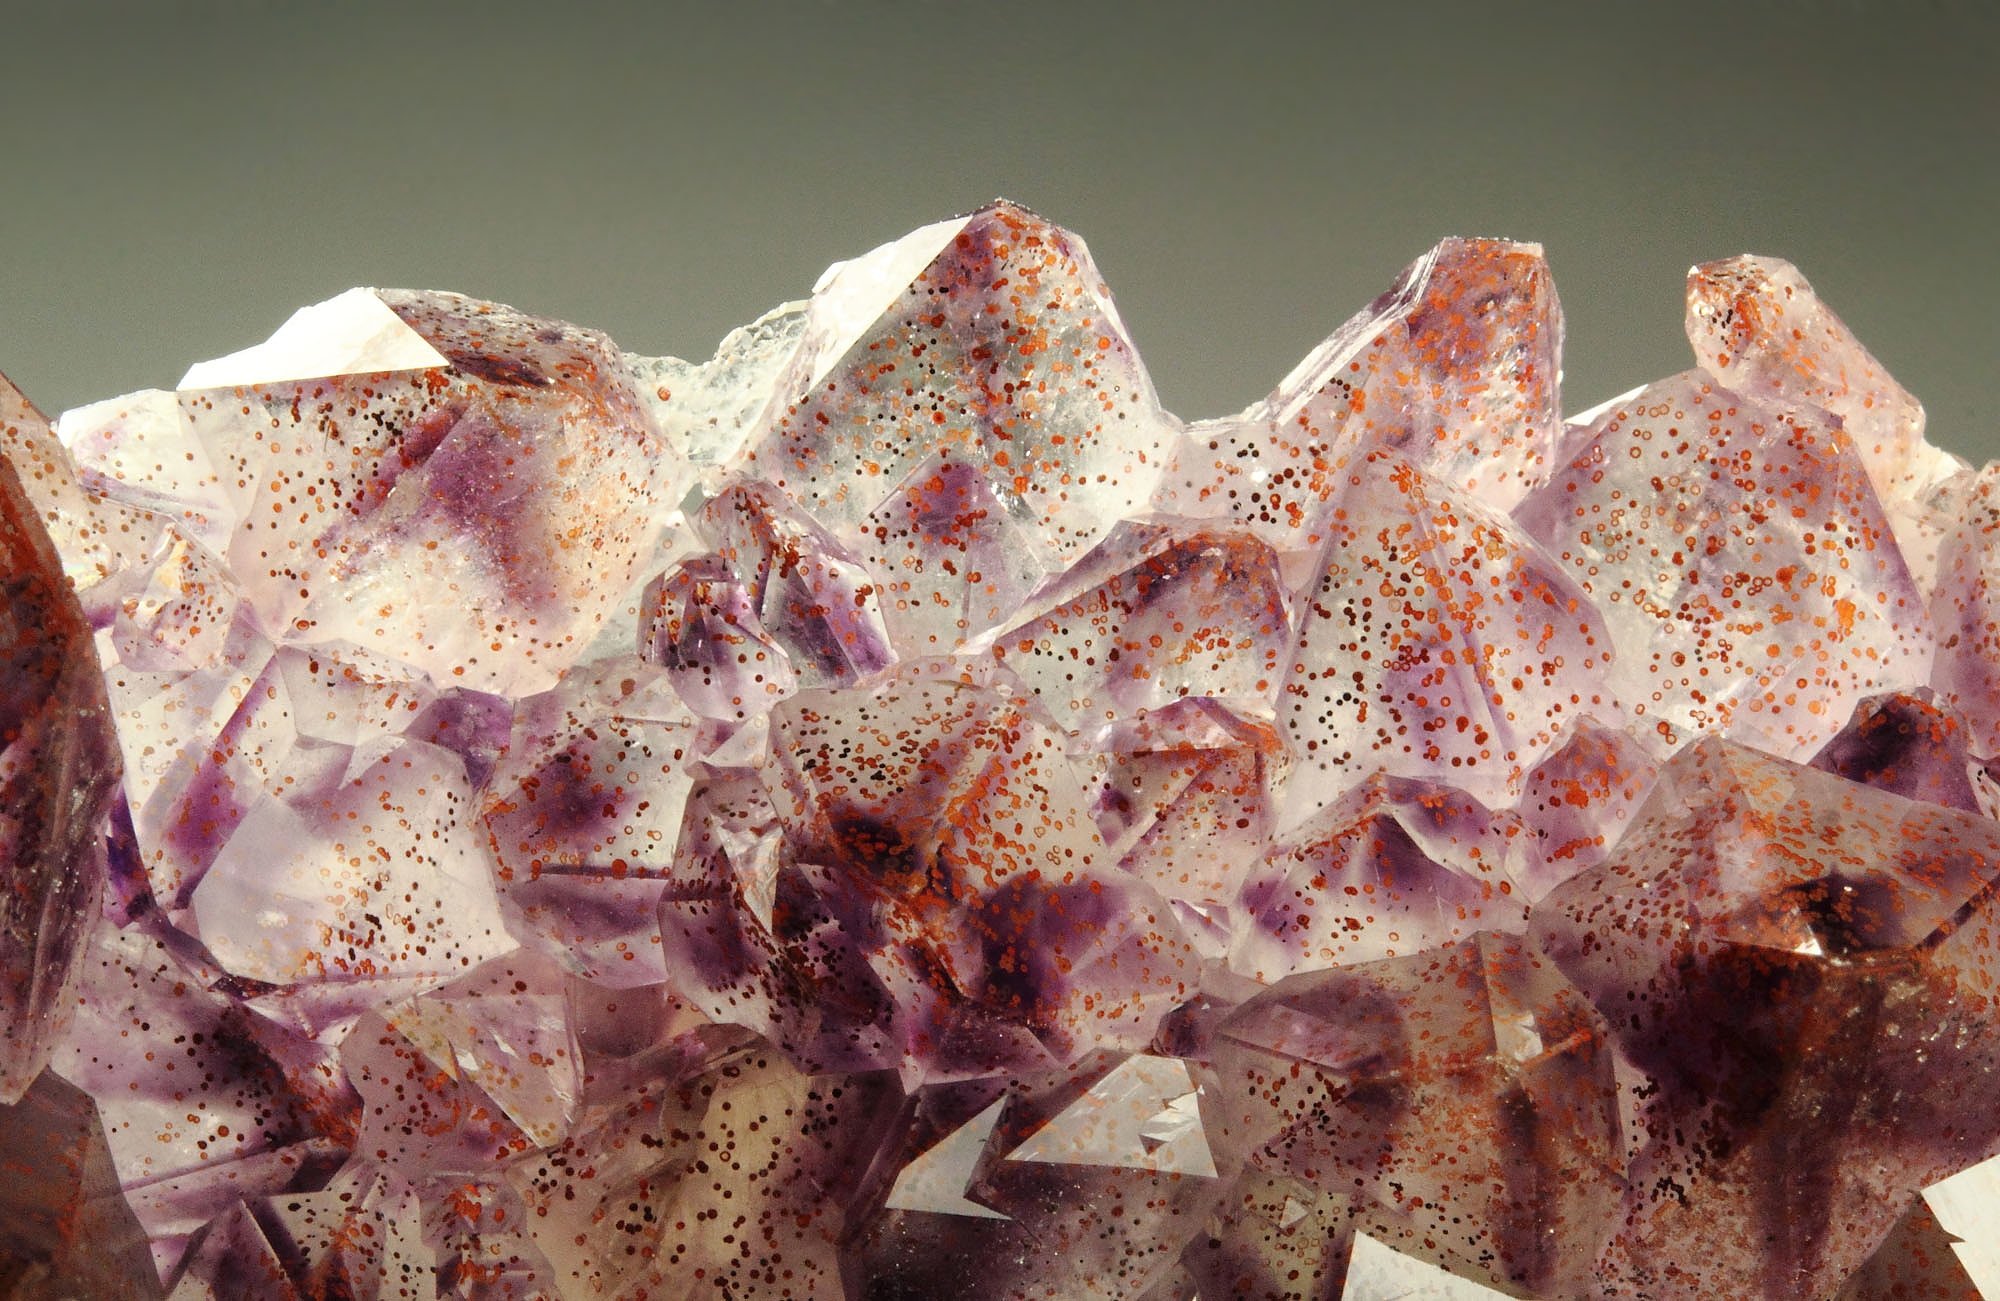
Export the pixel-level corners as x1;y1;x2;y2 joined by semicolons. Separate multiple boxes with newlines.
0;373;122;1103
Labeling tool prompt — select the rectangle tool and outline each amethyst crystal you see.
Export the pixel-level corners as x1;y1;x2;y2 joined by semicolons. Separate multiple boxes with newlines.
5;204;2000;1298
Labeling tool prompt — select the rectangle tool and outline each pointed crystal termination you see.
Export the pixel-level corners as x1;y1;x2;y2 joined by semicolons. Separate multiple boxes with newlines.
1265;236;1563;514
0;374;122;1104
1088;700;1288;923
168;288;683;697
736;200;1178;572
1513;718;1660;895
1687;254;1967;589
50;914;359;1286
1532;737;2000;1297
480;662;701;986
1516;369;1934;761
1155;236;1561;564
1278;452;1613;825
639;553;798;721
1809;688;1983;814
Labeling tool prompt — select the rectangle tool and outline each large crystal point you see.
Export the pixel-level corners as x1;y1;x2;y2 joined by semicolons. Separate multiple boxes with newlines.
1089;701;1287;928
171;289;682;696
735;200;1178;570
1264;236;1563;514
1687;254;1967;588
639;552;798;721
1155;237;1561;565
1512;718;1660;895
1516;370;1933;760
57;387;237;564
164;645;514;992
179;1164;438;1300
0;374;122;1103
1531;736;2000;1297
7;376;170;590
1279;452;1613;825
859;449;1052;656
342;949;579;1178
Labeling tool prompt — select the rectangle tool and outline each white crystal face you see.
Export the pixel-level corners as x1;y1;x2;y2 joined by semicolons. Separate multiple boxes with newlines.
178;287;449;389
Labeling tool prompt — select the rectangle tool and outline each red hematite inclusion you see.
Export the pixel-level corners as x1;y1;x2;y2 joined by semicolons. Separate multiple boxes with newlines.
4;200;2000;1298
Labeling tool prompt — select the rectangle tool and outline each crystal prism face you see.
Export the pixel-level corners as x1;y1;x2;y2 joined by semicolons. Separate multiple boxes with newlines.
159;289;682;698
1279;452;1613;824
1516;369;1933;760
1532;737;2000;1297
10;200;2000;1298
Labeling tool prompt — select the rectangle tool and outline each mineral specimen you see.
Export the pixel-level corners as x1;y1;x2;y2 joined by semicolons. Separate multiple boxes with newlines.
5;200;2000;1298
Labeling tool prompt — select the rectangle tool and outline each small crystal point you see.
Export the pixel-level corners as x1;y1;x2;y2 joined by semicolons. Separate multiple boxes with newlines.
884;1097;1011;1219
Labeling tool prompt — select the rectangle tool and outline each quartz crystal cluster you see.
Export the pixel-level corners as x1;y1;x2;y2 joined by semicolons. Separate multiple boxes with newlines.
5;201;2000;1299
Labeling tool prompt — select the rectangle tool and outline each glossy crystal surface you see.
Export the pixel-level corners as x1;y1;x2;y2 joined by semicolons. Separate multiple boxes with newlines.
4;203;1999;1298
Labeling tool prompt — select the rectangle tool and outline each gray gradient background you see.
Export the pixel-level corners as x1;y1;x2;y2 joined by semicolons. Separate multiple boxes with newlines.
2;1;1994;458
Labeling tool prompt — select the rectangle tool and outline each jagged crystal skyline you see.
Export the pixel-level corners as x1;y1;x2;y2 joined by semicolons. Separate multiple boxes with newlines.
5;199;2000;1297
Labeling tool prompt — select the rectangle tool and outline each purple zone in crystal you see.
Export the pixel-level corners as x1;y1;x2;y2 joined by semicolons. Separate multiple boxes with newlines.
1532;736;2000;1297
692;480;896;688
659;669;1197;1082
